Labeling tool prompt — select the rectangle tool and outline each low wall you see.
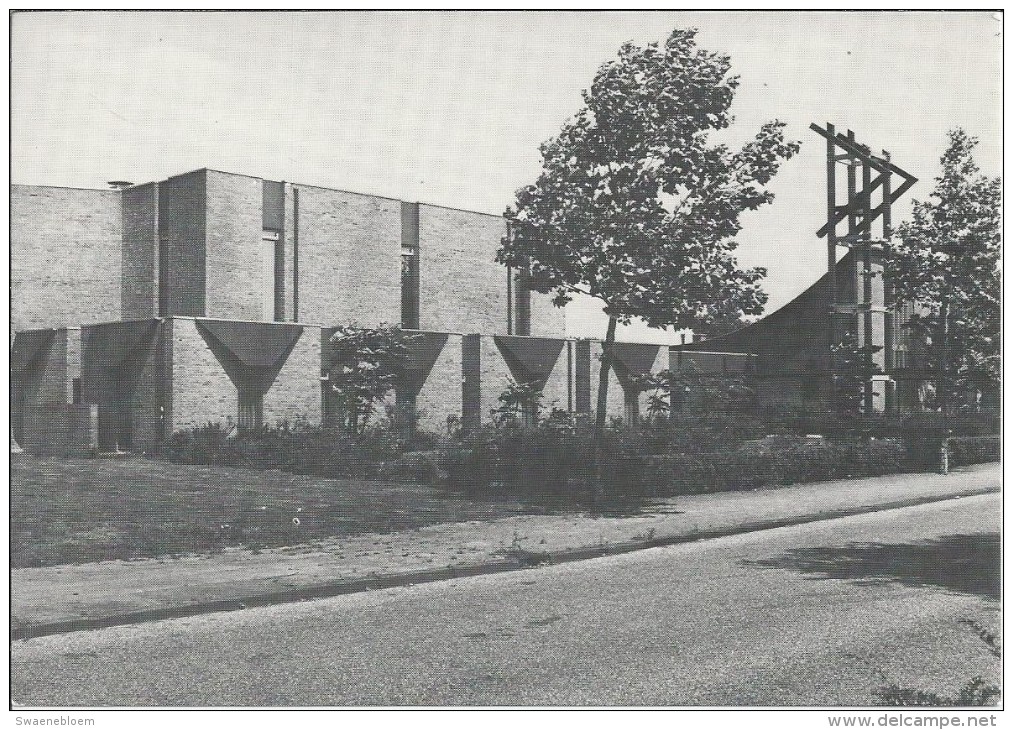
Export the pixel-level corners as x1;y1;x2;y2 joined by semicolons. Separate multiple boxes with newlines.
21;404;98;457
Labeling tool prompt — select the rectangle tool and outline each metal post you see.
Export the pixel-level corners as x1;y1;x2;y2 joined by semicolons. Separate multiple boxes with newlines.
826;123;838;392
862;159;875;413
846;131;858;244
881;153;892;240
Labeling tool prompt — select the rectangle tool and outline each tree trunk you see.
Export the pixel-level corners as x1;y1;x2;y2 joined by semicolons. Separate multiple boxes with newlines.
937;301;951;473
591;315;618;505
937;301;950;416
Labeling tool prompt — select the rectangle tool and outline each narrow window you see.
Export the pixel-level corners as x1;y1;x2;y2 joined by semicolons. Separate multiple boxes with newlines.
624;388;640;424
72;377;82;404
521;397;537;428
321;377;335;428
401;246;420;329
238;387;263;431
514;262;531;336
261;230;279;322
396;389;418;442
401;202;420;329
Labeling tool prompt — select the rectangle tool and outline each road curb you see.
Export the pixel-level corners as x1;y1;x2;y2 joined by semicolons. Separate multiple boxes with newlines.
11;485;1000;641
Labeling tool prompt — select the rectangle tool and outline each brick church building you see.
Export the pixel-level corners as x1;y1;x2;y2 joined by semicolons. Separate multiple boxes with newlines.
11;169;671;455
11;167;946;457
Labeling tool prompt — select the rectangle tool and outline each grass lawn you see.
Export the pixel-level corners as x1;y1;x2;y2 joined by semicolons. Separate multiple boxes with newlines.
11;454;556;568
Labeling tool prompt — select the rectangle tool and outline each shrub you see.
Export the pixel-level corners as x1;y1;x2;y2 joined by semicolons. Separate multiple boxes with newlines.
947;436;1001;467
162;411;951;507
444;425;910;503
160;423;233;465
446;421;596;500
631;437;908;497
874;619;1000;706
160;423;404;480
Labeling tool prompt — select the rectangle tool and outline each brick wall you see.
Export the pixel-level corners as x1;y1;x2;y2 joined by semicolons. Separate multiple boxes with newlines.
11;185;122;331
528;290;566;339
637;345;669;416
415;334;463;434
418;205;508;335
205;171;265;321
15;328;89;452
121;183;159;319
170;318;237;431
589;341;627;423
159;171;206;317
296;186;401;327
22;404;98;457
539;342;570;415
284;183;298;321
65;328;82;403
263;326;322;427
12;329;65;443
130;323;168;452
477;335;514;423
36;328;72;406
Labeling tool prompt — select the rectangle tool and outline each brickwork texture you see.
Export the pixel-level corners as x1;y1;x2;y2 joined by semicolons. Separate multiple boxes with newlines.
11;186;122;332
296;186;401;327
204;171;265;322
418;205;509;335
121;183;159;319
262;325;322;427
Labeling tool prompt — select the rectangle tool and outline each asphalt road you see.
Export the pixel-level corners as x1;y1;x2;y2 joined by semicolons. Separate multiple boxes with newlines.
12;493;1000;707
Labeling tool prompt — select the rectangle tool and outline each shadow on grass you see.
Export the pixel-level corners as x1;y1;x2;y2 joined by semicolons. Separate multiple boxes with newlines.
745;533;1000;600
438;486;678;519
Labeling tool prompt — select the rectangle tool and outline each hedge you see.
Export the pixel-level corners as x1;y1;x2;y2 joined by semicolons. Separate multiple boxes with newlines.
947;436;1001;467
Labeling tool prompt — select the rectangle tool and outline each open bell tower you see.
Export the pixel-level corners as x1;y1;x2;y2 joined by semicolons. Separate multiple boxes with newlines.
810;123;917;412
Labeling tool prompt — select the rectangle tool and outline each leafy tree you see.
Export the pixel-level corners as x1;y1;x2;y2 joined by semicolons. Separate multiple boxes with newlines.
692;298;757;339
491;379;543;427
640;364;756;416
830;333;882;416
497;28;799;461
326;323;419;434
888;130;1001;414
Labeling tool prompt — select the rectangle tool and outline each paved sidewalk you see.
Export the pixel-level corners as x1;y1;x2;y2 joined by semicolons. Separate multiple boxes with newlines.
11;463;1000;638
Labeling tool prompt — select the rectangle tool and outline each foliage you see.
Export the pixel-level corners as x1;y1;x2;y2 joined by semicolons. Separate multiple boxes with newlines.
498;27;798;329
160;422;234;465
946;436;1001;467
491;379;544;426
639;365;757;416
325;323;420;434
691;298;757;339
887;130;1001;411
161;422;404;480
636;438;907;496
445;420;910;504
831;332;883;416
874;619;1001;707
497;27;799;440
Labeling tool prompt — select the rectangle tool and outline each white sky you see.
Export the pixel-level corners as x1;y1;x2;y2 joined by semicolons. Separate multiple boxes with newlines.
10;11;1002;344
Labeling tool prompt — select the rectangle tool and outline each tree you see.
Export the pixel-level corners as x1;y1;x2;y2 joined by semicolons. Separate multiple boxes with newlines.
326;323;419;434
692;297;757;339
887;130;1001;414
497;28;799;463
830;333;882;416
491;379;543;427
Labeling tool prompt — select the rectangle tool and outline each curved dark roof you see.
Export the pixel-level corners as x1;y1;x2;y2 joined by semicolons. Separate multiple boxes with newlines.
674;250;858;356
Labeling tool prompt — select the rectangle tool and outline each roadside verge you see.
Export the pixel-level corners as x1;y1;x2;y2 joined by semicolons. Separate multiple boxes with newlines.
12;463;1000;640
